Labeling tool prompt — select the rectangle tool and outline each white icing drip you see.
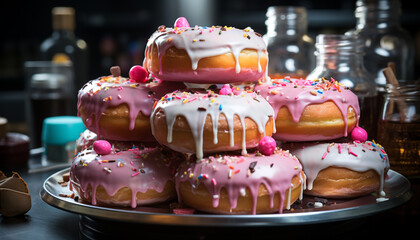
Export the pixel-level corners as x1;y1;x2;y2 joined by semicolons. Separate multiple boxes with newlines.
299;172;306;200
151;92;274;159
286;186;292;210
166;117;176;143
232;46;242;73
212;113;219;144
240;117;247;156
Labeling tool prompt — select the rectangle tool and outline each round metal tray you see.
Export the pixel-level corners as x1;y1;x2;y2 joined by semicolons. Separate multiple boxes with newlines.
41;168;412;227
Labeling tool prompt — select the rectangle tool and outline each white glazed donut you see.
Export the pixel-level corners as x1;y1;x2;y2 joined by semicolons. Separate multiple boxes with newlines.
286;141;390;198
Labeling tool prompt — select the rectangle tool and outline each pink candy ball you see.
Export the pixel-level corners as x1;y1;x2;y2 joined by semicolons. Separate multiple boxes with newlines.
258;136;277;156
174;17;190;28
93;140;112;155
219;84;233;95
129;65;148;83
351;127;368;142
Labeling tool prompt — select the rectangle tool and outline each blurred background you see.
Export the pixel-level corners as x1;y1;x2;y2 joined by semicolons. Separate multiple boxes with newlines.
1;0;419;135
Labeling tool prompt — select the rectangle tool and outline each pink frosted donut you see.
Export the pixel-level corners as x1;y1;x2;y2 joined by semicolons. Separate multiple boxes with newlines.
175;150;305;214
254;77;360;142
70;147;182;208
144;23;268;84
285;141;390;198
77;75;184;142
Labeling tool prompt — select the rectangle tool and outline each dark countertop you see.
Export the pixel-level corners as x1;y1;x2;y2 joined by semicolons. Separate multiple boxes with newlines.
1;151;420;240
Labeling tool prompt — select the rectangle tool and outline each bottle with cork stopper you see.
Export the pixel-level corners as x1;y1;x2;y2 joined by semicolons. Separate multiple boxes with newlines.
40;7;89;93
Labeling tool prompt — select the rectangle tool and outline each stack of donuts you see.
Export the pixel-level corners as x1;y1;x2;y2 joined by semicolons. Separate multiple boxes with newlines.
70;16;390;215
147;17;306;214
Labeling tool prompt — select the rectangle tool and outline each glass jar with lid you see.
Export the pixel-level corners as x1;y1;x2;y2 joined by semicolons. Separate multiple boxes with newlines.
263;6;315;79
306;34;378;139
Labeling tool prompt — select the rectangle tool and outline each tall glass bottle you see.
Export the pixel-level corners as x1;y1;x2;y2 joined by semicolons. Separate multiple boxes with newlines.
306;34;378;139
40;7;89;97
263;6;315;79
345;0;415;91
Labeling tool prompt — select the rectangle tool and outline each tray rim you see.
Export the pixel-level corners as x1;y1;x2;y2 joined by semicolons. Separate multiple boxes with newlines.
40;168;413;227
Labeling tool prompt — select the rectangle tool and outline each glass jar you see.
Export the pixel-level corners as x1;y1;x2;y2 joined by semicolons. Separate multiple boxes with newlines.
377;83;420;177
306;34;378;138
345;0;415;92
24;61;75;148
263;6;315;79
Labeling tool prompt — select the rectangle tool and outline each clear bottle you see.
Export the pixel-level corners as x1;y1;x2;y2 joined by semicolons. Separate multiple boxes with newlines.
40;7;89;93
345;0;415;91
263;6;315;79
306;34;378;139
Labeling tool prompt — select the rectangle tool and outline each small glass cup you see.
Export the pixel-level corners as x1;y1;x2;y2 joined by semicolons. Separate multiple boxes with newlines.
377;83;420;177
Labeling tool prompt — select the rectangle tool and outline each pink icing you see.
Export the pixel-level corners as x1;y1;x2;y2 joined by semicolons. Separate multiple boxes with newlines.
77;76;184;141
254;78;360;141
175;150;304;214
351;127;368;142
258;136;277;156
129;65;148;83
144;25;267;83
70;147;180;208
93;140;111;155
